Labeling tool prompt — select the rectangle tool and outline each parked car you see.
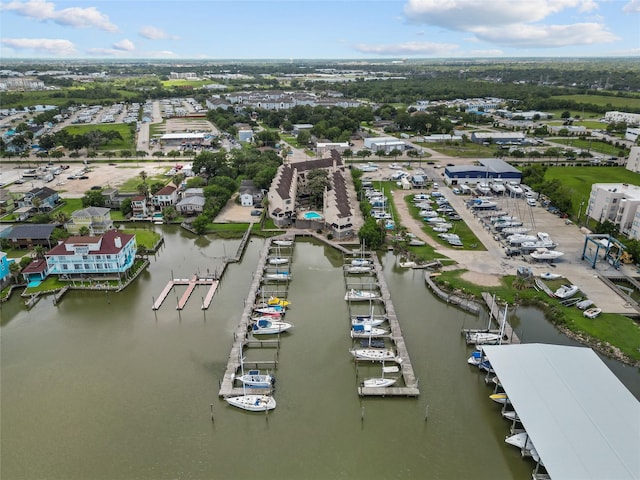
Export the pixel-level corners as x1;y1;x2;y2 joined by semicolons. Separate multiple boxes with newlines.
250;209;262;216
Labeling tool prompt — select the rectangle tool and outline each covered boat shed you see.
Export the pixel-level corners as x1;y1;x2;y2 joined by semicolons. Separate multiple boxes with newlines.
481;344;639;479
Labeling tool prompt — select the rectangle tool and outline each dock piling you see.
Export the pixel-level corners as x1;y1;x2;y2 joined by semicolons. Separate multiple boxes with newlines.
210;403;214;422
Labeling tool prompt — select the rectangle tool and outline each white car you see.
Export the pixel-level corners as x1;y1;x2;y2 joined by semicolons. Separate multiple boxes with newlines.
527;198;537;207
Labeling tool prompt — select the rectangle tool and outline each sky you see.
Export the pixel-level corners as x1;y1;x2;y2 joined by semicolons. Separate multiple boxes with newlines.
0;0;639;60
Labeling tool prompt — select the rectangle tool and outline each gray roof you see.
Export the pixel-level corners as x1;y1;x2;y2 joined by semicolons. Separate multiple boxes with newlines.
482;344;640;480
478;158;521;174
177;196;205;207
6;224;56;240
71;207;110;217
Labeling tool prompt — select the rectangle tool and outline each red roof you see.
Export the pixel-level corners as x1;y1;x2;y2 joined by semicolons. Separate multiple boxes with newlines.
155;185;176;196
22;259;48;274
47;230;135;256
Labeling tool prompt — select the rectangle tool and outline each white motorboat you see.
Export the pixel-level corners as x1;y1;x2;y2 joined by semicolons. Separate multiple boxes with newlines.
507;234;537;245
350;258;371;267
476;183;491;195
554;284;579;299
501;226;531;235
273;239;293;247
225;394;276;412
351;314;387;327
254;305;285;315
472;199;497;210
350;348;396;362
419;209;437;217
263;271;291;281
350;324;388;338
345;265;372;274
540;272;562;280
465;331;502;345
490;181;506;194
506;182;524;195
408;238;426;246
502;410;520;422
236;369;275;388
251;318;293;335
530;248;564;261
362;363;399;388
505;432;530;449
583;307;602;319
268;257;289;265
467;349;483;366
344;289;379;302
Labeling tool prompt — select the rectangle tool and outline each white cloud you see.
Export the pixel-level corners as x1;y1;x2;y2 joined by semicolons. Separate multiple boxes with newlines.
474;22;619;47
139;25;178;40
113;39;135;51
353;41;458;56
403;0;599;29
623;0;640;13
469;49;504;57
147;50;178;58
1;37;76;56
1;0;117;31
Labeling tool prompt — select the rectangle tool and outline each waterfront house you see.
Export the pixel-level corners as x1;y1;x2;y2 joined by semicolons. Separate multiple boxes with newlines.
66;206;114;236
152;185;178;211
176;195;205;215
239;180;261;207
21;258;48;284
17;186;59;212
45;230;137;279
0;251;10;285
131;195;148;218
4;224;57;249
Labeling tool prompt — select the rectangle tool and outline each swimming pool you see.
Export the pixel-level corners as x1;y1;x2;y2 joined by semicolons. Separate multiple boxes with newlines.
303;211;323;220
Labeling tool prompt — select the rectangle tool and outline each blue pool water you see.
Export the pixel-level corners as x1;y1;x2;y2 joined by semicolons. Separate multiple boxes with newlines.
303;211;323;220
27;279;42;288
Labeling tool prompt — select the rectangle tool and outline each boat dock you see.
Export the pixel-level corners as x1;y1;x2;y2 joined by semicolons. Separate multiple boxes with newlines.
479;292;520;344
218;237;291;398
345;252;420;397
152;274;220;310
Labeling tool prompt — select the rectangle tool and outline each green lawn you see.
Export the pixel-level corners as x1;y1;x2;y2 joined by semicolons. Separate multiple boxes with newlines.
117;173;168;192
122;228;161;249
544;166;640;215
419;141;497;158
550;138;628;156
62;124;135;151
55;198;83;216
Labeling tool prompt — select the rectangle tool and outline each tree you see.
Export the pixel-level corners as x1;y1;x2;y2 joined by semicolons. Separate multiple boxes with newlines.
358;217;385;250
162;205;178;222
9;261;22;283
139;170;148;185
192;214;209;234
82;190;106;207
121;198;132;216
79;226;90;236
33;246;45;259
31;197;42;212
50;150;65;162
306;169;330;209
296;130;311;146
150;181;165;195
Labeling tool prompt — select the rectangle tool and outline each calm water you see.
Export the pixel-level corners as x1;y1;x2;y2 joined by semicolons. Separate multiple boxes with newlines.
1;228;638;480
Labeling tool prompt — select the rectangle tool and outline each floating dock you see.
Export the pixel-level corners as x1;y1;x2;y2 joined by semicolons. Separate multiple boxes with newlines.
152;274;220;310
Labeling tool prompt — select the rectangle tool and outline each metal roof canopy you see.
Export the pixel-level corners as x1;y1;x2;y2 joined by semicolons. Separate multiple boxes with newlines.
482;344;640;480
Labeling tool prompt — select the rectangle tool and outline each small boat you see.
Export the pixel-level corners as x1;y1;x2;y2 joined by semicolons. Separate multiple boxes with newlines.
501;226;530;235
345;265;372;274
351;315;387;328
254;305;285;315
472;199;497;210
540;272;562;280
273;239;293;247
507;234;537;245
350;258;371;267
350;324;388;338
225;394;276;412
505;432;533;450
489;393;509;404
530;248;564;261
554;284;579;299
576;299;594;310
263;271;291;281
268;257;289;265
236;369;275;389
362;363;399;388
251;318;293;335
267;296;290;307
502;410;520;422
465;331;502;345
583;307;602;319
350;348;396;362
344;289;379;302
251;314;282;323
408;238;426;246
467;349;483;366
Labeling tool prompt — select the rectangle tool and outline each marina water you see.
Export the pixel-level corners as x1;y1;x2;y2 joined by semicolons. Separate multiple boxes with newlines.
1;228;638;479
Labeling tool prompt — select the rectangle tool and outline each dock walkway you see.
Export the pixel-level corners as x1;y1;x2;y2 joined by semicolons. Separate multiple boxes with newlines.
480;292;520;344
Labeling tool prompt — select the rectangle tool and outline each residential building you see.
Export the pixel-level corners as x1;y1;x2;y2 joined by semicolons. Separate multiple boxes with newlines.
0;189;16;214
17;186;59;211
586;183;640;239
46;230;137;278
131;195;148;217
625;128;640;143
0;251;10;284
66;207;114;235
152;185;178;210
176;195;205;215
627;147;640;173
239;180;260;207
3;224;57;249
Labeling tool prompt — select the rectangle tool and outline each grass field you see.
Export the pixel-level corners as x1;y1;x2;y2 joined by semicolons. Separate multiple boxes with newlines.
550;138;628;156
544;166;640;215
62;124;135;151
551;94;640;110
0;88;138;110
417;141;496;158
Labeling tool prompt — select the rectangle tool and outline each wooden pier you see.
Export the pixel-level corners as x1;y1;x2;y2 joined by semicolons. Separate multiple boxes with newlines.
218;238;284;398
480;292;520;344
152;274;220;310
354;255;420;397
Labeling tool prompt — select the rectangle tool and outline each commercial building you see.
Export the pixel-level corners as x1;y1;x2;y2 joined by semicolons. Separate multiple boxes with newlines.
443;158;522;186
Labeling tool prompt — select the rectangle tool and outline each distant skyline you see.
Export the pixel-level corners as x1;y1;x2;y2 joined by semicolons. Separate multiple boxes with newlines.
1;0;639;60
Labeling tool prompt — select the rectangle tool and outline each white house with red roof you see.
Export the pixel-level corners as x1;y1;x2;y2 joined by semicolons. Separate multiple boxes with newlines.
131;195;148;218
45;230;137;278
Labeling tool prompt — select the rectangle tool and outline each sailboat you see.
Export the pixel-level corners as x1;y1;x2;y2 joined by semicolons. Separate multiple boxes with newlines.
264;269;291;281
226;354;277;412
268;245;289;265
466;305;508;345
362;360;399;388
273;239;293;247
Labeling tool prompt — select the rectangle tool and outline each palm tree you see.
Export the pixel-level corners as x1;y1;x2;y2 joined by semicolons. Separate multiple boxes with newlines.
79;226;90;236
